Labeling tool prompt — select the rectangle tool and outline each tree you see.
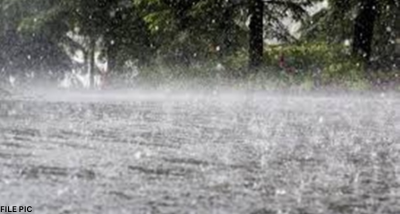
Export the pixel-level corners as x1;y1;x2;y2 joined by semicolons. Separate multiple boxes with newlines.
136;0;312;69
0;0;71;80
248;0;314;70
1;0;319;81
351;0;377;64
249;0;264;70
300;0;400;68
19;0;152;86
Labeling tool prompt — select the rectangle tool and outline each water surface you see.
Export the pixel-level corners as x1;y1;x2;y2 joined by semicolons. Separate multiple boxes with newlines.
1;91;400;214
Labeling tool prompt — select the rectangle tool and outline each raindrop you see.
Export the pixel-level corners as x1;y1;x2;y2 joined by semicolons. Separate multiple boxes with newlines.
9;76;16;87
276;189;286;195
215;63;225;71
134;151;142;159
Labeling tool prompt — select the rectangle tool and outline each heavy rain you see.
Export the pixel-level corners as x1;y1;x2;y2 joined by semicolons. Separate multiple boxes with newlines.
1;0;400;214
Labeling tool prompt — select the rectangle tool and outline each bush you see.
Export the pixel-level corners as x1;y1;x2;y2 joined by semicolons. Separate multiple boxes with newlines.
114;42;400;91
265;42;363;80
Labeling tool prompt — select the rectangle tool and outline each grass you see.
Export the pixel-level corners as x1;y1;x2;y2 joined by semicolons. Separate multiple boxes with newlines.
105;63;400;93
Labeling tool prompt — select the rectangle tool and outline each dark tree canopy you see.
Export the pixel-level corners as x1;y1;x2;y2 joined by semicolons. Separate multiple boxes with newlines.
0;0;399;84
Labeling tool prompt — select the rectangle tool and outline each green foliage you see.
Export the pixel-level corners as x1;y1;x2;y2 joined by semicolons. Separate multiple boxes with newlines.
129;42;377;91
0;0;71;75
263;0;315;41
0;0;399;89
300;0;400;67
264;42;365;84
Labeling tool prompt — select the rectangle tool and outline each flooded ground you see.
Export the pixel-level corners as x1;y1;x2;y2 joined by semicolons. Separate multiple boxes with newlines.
1;91;400;214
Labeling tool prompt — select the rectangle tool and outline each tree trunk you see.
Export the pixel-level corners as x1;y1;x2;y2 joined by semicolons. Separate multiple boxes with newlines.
249;0;264;70
219;1;234;59
89;37;96;88
84;50;89;74
352;0;377;65
106;39;117;74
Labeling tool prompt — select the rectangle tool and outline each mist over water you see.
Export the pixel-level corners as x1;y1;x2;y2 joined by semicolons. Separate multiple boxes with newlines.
1;88;400;213
1;0;400;212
